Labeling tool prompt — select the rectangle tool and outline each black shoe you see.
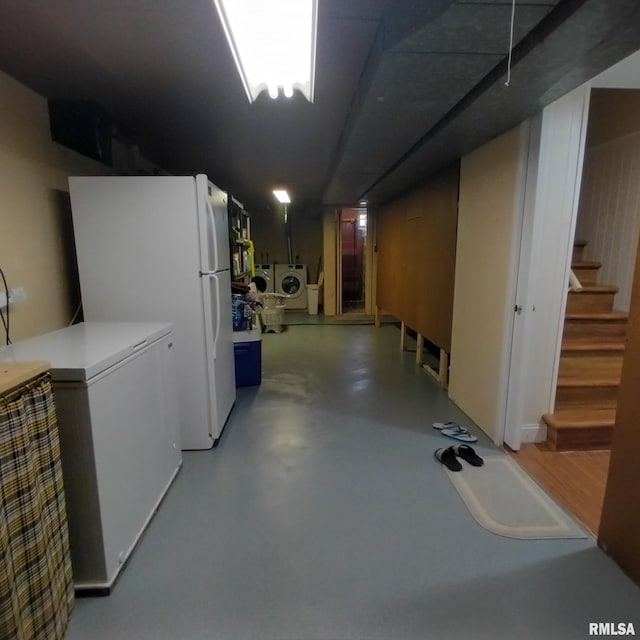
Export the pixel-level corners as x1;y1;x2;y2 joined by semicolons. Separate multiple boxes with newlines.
453;444;484;467
435;446;462;472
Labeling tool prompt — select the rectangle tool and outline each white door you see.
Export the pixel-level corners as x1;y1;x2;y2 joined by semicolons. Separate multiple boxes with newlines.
503;85;591;449
196;175;230;273
449;123;531;445
201;270;236;440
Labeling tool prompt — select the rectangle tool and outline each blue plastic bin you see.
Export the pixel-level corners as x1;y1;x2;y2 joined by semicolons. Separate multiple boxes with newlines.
233;328;262;386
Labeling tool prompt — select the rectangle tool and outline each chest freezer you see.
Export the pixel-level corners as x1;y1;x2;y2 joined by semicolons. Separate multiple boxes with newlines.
0;322;182;594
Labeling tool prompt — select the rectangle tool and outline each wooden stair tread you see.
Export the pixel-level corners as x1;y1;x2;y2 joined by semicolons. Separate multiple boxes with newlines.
565;311;628;321
571;260;601;269
557;375;620;387
573;240;587;247
568;285;618;294
543;408;616;429
561;337;625;351
559;357;622;370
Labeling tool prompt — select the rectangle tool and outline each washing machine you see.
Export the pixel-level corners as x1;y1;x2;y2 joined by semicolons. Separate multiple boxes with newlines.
252;264;274;293
275;264;307;310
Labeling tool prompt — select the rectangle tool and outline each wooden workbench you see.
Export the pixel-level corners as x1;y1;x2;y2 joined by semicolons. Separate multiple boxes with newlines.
0;361;50;396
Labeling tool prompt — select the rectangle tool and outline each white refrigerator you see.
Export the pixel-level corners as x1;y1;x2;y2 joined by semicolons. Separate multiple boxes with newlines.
69;175;236;450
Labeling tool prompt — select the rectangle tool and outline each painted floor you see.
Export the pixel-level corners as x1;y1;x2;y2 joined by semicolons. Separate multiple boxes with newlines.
65;325;640;640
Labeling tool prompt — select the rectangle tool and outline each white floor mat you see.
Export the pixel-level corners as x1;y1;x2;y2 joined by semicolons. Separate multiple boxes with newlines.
444;455;589;539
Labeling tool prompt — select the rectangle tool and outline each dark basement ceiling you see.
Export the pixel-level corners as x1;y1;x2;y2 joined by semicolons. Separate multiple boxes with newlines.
0;0;639;215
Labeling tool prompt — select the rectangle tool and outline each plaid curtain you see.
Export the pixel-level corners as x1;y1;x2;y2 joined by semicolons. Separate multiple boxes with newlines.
0;375;74;640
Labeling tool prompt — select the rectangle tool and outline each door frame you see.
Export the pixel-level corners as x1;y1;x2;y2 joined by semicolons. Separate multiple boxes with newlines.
336;209;343;316
333;206;373;316
502;118;539;448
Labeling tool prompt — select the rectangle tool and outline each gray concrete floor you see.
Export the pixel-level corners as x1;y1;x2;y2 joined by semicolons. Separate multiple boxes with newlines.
65;325;639;640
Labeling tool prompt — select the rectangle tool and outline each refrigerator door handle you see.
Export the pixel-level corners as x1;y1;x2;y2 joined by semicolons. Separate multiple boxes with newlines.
196;177;231;275
213;281;221;361
205;198;216;272
196;175;215;273
201;273;220;362
201;268;235;438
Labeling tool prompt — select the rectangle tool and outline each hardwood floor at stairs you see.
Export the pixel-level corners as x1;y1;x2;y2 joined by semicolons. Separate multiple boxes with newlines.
509;444;610;536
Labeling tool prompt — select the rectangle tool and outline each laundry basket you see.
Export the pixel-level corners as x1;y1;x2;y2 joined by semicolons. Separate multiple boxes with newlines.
260;293;286;333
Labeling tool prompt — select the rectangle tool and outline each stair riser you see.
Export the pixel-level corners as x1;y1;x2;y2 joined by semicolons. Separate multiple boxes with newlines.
555;385;618;409
558;356;623;377
572;267;599;285
546;424;613;451
561;346;625;357
572;245;586;262
566;292;616;314
563;322;627;340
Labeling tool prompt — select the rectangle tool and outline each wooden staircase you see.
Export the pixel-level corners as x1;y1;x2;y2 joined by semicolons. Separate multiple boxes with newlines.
542;241;628;450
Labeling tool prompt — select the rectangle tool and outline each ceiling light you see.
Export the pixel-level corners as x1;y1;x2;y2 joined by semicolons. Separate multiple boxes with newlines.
273;189;291;203
213;0;318;103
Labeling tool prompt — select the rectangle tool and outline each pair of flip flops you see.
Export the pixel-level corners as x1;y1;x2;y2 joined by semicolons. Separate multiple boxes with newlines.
434;444;484;472
433;421;478;443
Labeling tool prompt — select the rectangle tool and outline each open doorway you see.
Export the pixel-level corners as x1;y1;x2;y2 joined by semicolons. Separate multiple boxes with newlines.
338;207;367;315
512;53;640;536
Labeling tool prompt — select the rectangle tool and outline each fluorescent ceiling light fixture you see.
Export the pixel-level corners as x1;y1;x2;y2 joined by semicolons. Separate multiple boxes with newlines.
213;0;318;102
273;189;291;203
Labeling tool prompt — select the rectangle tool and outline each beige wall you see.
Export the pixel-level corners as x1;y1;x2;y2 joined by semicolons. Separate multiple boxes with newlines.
449;125;526;441
376;198;405;322
322;209;338;315
250;207;323;283
0;70;111;342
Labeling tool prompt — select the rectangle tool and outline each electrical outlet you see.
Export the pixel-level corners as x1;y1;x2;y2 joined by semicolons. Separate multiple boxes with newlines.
11;287;26;303
0;287;27;309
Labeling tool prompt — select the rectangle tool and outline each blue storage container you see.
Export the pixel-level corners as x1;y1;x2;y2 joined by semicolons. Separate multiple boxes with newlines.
233;328;262;387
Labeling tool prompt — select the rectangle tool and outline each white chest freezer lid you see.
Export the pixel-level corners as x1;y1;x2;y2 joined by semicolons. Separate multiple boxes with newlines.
0;322;172;382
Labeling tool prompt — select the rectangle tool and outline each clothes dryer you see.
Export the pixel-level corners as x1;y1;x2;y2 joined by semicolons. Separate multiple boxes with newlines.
275;264;307;310
252;264;274;293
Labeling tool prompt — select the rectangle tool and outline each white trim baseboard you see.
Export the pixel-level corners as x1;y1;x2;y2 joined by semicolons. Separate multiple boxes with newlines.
521;422;547;444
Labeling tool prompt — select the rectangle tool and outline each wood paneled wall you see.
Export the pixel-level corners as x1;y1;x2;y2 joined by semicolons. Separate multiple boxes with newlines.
587;89;640;147
322;209;338;316
376;164;459;352
598;231;640;582
576;89;640;312
448;125;526;442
